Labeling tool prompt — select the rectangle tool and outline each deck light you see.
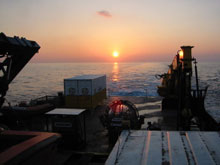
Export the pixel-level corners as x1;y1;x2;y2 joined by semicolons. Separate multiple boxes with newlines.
178;50;184;59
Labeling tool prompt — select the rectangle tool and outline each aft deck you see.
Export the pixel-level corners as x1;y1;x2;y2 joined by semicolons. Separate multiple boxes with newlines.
106;130;220;165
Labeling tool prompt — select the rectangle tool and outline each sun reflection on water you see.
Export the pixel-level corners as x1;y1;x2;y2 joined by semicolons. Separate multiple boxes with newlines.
112;62;119;82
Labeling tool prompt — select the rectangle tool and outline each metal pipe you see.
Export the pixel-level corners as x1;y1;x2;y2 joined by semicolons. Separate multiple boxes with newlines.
177;54;181;130
194;59;200;97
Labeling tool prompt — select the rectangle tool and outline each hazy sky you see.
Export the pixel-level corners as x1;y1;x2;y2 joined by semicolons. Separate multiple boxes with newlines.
1;0;220;62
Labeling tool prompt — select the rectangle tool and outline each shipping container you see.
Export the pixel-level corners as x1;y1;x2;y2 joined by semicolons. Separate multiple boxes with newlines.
64;75;106;96
64;75;106;108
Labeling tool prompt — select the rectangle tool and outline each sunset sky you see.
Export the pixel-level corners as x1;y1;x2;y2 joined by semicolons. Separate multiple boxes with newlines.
1;0;220;62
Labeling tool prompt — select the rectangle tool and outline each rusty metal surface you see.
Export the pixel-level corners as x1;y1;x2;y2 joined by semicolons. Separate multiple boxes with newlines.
0;130;61;164
106;130;220;165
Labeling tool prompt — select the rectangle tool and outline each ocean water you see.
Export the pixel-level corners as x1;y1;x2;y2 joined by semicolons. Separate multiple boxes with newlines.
5;62;220;121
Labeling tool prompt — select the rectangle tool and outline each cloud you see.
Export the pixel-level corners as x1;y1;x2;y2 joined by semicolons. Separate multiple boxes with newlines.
97;10;112;18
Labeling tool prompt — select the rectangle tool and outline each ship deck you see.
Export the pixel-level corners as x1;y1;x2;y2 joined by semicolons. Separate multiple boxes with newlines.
106;130;220;165
2;96;218;164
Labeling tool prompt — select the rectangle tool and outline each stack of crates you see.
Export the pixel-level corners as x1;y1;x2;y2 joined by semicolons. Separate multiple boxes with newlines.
64;75;106;108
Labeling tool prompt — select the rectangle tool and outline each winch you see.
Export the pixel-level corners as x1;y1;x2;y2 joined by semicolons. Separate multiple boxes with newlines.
100;100;144;144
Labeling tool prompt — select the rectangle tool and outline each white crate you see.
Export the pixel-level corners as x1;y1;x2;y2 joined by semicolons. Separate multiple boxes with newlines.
64;75;106;96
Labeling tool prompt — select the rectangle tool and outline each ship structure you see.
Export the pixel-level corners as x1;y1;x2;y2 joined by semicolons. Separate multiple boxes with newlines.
0;33;220;164
106;46;220;164
157;46;218;131
0;33;60;164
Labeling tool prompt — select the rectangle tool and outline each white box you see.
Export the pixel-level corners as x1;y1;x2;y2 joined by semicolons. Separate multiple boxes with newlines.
64;75;106;96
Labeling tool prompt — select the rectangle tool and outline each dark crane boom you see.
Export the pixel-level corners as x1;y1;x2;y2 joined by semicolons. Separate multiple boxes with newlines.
0;33;40;107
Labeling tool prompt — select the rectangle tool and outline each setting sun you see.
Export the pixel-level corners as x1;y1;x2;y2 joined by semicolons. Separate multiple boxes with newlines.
113;51;119;58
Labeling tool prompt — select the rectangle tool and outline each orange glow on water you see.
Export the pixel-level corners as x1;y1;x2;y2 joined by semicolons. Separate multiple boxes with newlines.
112;62;119;82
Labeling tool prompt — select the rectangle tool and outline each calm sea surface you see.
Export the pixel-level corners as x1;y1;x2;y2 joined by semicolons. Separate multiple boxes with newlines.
5;62;220;121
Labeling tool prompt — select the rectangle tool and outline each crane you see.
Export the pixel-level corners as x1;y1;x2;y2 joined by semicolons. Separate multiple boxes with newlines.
0;33;40;107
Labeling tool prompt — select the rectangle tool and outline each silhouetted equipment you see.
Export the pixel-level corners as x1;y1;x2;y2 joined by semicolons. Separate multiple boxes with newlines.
0;33;62;164
1;103;54;130
157;46;194;98
157;46;218;130
100;100;144;144
0;32;40;107
45;108;86;149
